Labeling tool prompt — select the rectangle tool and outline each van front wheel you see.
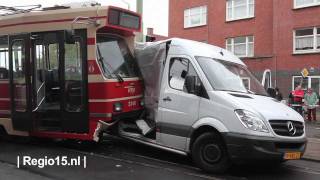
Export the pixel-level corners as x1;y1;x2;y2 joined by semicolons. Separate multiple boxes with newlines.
191;132;231;173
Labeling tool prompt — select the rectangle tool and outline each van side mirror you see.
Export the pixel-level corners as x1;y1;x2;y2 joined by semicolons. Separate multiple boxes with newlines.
185;75;201;95
64;30;75;44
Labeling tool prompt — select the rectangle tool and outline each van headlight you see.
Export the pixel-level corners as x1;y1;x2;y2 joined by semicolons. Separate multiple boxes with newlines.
235;109;269;133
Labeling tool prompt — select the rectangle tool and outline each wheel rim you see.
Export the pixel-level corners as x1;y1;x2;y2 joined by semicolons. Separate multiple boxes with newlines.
201;144;222;164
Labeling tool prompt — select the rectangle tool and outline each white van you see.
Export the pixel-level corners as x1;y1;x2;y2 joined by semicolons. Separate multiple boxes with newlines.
115;38;306;173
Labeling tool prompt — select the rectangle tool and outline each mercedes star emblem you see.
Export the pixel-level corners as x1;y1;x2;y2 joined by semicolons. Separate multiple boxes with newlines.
287;121;297;136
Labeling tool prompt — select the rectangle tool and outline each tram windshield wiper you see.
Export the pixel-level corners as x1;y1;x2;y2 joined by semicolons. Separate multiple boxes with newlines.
96;44;124;83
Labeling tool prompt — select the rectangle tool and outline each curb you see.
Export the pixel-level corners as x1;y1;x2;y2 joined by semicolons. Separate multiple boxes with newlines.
307;138;320;143
301;157;320;163
302;138;320;162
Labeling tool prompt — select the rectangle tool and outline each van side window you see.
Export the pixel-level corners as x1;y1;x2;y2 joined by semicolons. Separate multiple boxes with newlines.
169;58;199;93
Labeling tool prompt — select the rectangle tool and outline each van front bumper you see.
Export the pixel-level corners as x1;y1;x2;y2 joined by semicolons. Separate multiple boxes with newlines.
222;133;307;163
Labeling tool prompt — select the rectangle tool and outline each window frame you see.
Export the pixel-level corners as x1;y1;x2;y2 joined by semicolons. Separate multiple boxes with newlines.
0;36;9;80
293;27;320;54
292;75;320;93
184;5;207;28
226;35;254;58
168;57;189;92
294;0;320;9
226;0;255;22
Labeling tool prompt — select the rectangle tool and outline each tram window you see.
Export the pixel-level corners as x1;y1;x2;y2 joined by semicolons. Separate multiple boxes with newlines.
65;41;83;112
36;44;45;70
0;36;9;79
12;40;27;112
35;44;46;106
48;43;59;70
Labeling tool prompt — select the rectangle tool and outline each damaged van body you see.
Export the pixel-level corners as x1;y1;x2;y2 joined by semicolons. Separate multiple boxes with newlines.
117;38;307;173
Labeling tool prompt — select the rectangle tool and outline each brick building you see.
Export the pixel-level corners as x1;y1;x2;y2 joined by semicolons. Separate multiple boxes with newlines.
169;0;320;97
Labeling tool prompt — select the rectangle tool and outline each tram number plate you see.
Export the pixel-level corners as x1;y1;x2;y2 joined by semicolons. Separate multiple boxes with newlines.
284;152;301;160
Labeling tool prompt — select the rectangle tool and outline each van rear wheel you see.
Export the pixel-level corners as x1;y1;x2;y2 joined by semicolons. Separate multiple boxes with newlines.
191;132;231;173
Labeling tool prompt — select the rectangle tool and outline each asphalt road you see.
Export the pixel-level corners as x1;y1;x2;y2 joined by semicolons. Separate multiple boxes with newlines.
0;136;319;180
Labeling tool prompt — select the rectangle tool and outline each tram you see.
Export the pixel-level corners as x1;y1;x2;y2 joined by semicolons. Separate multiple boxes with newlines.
0;5;143;141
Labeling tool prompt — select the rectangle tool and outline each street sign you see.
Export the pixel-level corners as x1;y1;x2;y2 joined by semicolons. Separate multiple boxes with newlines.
301;68;309;78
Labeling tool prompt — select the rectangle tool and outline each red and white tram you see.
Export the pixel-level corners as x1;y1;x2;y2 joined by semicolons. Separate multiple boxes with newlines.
0;5;143;141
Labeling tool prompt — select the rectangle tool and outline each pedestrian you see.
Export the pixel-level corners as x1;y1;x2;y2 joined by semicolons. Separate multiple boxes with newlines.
275;87;283;101
304;88;319;122
291;85;304;115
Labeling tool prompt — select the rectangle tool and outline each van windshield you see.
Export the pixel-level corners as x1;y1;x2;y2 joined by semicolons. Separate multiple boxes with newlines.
96;34;139;79
196;56;268;96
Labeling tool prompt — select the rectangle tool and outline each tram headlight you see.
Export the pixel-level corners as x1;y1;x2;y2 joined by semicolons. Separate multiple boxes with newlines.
140;100;145;107
113;102;123;112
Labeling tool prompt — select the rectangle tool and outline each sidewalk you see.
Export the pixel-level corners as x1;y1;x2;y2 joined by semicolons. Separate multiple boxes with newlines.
302;111;320;162
303;137;320;162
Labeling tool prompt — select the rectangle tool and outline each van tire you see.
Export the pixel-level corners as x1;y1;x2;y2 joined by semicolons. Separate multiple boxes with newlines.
191;132;230;173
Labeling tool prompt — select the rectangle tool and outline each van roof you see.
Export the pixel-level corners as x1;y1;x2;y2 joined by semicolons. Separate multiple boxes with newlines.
158;38;246;66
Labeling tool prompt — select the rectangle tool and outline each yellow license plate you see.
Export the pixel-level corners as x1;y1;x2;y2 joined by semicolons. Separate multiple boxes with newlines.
284;152;301;160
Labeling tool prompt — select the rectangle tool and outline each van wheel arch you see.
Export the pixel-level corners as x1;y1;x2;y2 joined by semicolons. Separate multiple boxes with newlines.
190;126;231;173
189;125;224;151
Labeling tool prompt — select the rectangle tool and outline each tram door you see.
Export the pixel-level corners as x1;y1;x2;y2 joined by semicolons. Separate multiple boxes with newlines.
31;30;88;133
9;30;88;133
9;34;33;131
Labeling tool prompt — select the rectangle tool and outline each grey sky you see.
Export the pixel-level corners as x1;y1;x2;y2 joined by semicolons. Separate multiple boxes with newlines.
0;0;168;36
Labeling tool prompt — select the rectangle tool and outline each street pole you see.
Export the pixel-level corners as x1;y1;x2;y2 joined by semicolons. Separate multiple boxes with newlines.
136;0;144;42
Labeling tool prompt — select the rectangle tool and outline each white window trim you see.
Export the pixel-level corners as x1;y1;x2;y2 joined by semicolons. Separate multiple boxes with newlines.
262;69;272;88
226;36;254;58
184;6;207;28
294;0;320;9
292;75;320;91
293;27;320;54
226;0;255;22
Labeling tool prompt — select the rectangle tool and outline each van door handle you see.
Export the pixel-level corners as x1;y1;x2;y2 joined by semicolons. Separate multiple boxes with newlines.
163;96;172;102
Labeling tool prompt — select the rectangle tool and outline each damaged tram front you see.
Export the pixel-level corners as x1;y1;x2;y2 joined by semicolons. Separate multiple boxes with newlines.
0;5;143;141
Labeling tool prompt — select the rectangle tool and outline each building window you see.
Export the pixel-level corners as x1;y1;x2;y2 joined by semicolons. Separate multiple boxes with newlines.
294;0;320;9
226;36;254;57
184;6;207;28
294;27;320;54
292;76;320;96
226;0;254;21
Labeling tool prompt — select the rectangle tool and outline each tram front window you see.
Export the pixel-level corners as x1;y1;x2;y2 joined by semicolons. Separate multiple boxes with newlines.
96;34;139;79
